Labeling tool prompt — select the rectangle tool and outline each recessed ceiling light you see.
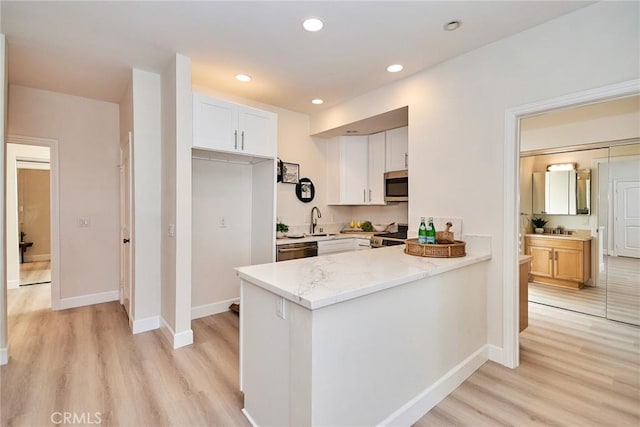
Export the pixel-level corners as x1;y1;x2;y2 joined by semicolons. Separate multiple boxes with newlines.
311;98;324;105
235;74;252;82
386;64;404;73
303;17;324;32
444;20;461;31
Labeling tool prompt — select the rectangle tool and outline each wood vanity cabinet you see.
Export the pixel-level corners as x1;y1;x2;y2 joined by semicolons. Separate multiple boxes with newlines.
525;235;591;288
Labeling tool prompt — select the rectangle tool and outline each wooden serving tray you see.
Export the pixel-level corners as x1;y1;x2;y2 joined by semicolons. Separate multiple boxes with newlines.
404;238;466;258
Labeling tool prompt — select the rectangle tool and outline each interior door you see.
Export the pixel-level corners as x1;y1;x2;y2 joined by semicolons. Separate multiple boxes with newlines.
119;133;132;318
614;179;640;258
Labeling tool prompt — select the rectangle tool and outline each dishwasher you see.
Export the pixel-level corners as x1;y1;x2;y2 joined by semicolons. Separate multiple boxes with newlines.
276;241;318;261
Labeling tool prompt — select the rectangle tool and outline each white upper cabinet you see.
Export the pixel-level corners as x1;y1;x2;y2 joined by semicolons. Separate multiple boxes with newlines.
193;93;277;158
385;126;408;172
326;134;386;206
368;131;386;204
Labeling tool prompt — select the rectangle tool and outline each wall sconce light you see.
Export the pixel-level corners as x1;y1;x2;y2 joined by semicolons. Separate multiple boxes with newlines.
547;163;576;171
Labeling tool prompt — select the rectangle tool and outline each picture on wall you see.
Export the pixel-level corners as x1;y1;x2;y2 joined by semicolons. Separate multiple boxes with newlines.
282;162;299;184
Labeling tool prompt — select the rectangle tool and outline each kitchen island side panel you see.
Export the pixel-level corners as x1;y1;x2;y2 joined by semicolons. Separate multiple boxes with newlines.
240;281;291;427
310;262;488;426
241;260;489;426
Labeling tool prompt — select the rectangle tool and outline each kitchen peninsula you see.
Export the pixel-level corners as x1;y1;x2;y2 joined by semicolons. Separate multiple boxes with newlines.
236;236;491;426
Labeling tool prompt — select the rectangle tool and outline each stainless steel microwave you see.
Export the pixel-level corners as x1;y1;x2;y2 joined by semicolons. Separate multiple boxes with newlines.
384;170;408;202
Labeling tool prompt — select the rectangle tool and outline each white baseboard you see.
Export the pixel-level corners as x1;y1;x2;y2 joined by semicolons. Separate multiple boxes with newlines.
488;344;506;365
160;316;194;349
379;344;489;426
131;316;160;334
7;279;19;290
192;298;238;319
0;346;8;365
59;290;119;310
241;408;259;427
24;254;51;262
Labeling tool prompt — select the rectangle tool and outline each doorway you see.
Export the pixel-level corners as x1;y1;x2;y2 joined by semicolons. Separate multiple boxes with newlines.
5;136;60;311
503;79;639;368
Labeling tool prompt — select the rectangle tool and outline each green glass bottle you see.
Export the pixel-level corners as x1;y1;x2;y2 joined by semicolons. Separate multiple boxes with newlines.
426;217;436;244
418;217;427;244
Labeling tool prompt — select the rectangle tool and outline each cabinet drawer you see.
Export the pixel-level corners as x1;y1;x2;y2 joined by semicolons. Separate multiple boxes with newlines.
525;236;584;251
317;239;355;255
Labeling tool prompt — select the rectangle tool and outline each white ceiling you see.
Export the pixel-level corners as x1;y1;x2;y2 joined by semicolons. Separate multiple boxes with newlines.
1;1;594;114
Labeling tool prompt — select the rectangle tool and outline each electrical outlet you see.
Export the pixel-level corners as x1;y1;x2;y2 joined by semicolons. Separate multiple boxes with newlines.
219;216;227;228
319;227;324;233
78;218;90;227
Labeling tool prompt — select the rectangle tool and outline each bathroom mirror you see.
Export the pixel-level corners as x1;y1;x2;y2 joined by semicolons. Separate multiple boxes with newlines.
532;169;590;215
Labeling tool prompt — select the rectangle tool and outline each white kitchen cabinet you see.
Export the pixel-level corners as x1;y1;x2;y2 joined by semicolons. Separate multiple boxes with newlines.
317;239;356;255
193;93;277;158
326;135;386;206
368;132;386;204
353;237;371;250
385;126;408;172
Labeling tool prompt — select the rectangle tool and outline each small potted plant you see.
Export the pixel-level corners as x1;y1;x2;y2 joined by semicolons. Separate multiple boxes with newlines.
531;217;548;234
276;221;289;238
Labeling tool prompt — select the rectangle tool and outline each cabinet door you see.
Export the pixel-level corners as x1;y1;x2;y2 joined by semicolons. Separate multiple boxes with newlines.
238;106;277;158
193;94;238;152
528;246;553;277
368;132;386;205
385;126;408;172
553;248;583;282
340;137;369;204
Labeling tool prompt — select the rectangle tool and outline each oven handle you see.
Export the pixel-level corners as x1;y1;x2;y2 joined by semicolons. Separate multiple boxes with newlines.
278;247;311;253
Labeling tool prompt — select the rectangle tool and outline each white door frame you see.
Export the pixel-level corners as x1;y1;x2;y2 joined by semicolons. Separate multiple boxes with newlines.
6;135;61;310
502;79;639;368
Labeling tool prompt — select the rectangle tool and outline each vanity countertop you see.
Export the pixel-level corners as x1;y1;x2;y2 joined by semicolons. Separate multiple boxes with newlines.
525;233;592;242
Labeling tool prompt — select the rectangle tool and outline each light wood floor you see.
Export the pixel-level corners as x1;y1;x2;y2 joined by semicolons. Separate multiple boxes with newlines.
19;260;51;286
2;285;249;427
529;282;606;317
606;256;640;325
2;287;638;426
415;302;640;426
529;255;639;325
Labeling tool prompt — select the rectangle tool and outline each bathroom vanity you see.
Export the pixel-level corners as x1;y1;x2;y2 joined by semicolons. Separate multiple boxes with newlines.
524;234;592;288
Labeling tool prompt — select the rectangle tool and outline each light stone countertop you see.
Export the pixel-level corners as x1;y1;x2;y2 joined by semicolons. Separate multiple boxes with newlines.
237;235;492;310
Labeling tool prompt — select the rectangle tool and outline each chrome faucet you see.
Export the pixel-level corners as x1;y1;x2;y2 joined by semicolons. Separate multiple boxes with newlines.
310;206;322;234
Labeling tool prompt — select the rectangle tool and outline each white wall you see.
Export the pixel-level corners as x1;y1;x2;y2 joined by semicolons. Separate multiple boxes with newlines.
5;143;50;287
130;69;162;323
521;96;640;151
191;159;251;314
161;54;193;348
8;85;120;301
309;2;639;350
1;33;7;364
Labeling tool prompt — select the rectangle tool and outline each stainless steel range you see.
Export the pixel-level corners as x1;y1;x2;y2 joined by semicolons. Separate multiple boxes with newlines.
370;224;408;248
